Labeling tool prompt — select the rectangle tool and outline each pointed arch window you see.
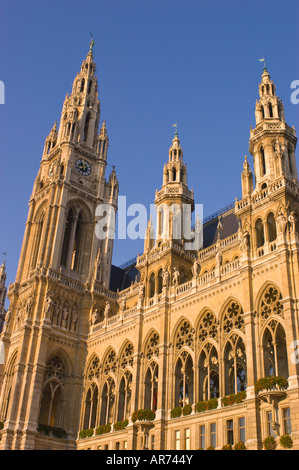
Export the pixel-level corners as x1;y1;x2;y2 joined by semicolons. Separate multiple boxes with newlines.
268;102;273;118
83;112;91;142
71;212;83;271
255;218;265;248
198;344;219;401
288;145;293;175
60;209;75;268
267;212;277;243
117;371;132;421
260;146;266;176
144;362;159;412
149;273;155;298
175;353;194;407
31;213;45;270
224;336;247;395
80;78;85;93
38;356;66;428
262;322;288;379
100;377;115;425
83;383;99;430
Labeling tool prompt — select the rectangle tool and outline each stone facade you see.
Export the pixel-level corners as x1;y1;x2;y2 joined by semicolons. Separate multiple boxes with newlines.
0;48;298;451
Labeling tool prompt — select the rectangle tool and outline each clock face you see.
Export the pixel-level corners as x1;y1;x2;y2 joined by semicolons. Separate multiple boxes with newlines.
75;158;92;176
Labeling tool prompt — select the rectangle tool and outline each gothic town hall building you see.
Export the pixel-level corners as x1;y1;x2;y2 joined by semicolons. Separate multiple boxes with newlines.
0;45;298;451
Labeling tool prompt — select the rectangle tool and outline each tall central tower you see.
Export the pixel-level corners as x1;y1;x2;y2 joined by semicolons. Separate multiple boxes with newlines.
0;42;118;450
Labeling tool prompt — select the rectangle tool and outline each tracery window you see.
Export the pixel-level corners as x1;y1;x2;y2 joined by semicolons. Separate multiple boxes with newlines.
145;332;159;361
222;301;245;339
197;310;218;344
83;383;99;430
224;335;247;395
262;321;288;379
100;377;115;425
174;320;194;353
103;348;118;376
144;362;159;412
259;285;284;328
38;356;66;428
87;355;100;381
120;342;134;370
198;343;219;401
175;352;194;407
117;371;132;421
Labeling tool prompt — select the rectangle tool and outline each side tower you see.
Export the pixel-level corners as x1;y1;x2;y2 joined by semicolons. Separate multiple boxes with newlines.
138;130;198;300
236;64;299;393
0;42;118;450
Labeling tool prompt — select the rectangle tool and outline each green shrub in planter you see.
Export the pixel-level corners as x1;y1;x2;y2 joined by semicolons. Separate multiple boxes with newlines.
263;435;277;450
255;376;288;393
132;409;155;423
207;446;215;450
196;398;218;413
96;424;111;435
182;404;192;416
114;419;129;431
222;443;232;450
222;391;246;407
171;407;182;418
234;441;246;450
79;428;94;439
280;434;293;449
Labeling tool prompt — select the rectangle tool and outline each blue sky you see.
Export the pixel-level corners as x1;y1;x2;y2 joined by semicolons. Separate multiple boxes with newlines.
0;0;298;292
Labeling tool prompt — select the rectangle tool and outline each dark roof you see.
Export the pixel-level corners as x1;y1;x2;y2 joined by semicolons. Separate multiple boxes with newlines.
202;209;239;248
110;207;239;292
109;263;140;292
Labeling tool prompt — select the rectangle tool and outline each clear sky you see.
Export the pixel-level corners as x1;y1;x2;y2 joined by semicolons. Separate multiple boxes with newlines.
0;0;298;295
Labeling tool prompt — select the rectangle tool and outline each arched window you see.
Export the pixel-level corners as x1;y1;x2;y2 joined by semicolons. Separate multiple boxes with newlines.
149;273;155;298
87;79;92;94
268;102;273;118
60;209;74;267
262;323;288;379
224;337;247;395
267;212;277;242
80;78;85;93
144;362;159;412
255;218;265;248
71;212;83;272
260;146;266;176
38;356;66;428
117;371;132;421
100;377;115;425
175;353;194;407
288;146;293;175
31;213;45;269
83;383;99;430
199;344;219;401
157;269;163;294
83;112;91;142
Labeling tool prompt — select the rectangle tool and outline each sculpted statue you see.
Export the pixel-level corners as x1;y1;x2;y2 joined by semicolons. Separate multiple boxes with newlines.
172;267;180;286
44;293;54;319
191;258;200;277
104;301;111;319
91;309;99;325
138;283;144;299
216;250;223;267
288;211;297;233
162;268;170;287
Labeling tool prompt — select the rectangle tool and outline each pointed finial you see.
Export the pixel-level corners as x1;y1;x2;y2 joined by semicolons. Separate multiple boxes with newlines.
258;57;267;72
1;253;6;267
89;33;96;53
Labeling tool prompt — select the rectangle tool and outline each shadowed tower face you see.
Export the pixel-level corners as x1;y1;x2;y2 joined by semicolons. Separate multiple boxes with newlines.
0;41;119;450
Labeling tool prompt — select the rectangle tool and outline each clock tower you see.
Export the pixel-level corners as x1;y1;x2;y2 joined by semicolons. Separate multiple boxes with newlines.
0;42;118;450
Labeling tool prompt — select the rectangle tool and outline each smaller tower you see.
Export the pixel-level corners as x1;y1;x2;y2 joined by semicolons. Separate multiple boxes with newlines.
0;256;7;332
250;65;297;192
